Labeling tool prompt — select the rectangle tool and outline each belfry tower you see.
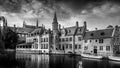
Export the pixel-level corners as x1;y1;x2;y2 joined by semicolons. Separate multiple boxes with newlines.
52;12;58;33
52;12;59;53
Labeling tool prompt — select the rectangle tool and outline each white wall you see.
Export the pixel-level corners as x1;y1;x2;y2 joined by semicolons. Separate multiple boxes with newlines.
83;38;113;56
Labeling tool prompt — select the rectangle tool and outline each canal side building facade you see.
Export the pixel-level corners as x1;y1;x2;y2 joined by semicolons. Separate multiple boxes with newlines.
0;12;117;55
51;13;87;54
83;28;114;56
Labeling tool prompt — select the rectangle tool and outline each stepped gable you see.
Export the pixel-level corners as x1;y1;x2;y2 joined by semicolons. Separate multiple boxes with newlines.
84;28;114;39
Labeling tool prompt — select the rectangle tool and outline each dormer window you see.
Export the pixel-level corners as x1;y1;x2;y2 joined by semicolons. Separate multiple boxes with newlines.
101;32;105;36
69;30;71;33
79;29;81;32
37;32;39;35
90;33;94;36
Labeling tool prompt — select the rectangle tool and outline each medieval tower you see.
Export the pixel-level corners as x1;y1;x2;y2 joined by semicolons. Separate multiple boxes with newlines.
52;12;59;53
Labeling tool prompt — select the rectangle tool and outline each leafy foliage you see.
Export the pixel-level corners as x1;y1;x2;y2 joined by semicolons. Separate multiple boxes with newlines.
4;28;19;49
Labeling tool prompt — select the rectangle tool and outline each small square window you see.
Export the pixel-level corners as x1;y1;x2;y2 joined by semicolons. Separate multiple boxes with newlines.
94;46;97;49
84;40;87;43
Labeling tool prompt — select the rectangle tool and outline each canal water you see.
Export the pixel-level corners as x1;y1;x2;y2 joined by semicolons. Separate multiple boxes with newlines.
0;53;120;68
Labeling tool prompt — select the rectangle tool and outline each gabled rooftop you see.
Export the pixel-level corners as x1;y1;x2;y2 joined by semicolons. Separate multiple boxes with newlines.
84;28;114;39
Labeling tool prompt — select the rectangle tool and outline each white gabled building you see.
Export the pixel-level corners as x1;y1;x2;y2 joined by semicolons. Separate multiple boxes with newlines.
40;29;52;53
82;26;120;56
16;24;52;54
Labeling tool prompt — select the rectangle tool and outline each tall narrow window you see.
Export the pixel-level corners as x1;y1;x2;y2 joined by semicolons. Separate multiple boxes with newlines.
66;38;68;42
106;46;110;51
46;44;48;49
79;45;81;49
99;46;103;50
78;37;82;41
99;39;104;43
66;44;68;49
46;38;48;42
75;44;77;49
69;37;72;41
69;44;72;49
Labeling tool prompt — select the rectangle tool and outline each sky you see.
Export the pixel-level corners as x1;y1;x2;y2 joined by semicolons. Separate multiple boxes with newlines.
0;0;120;30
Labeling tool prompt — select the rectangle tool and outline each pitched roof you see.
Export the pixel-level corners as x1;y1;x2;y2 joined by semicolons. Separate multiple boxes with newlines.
60;26;85;36
64;26;77;36
15;27;34;34
24;24;42;29
84;28;114;39
17;42;33;46
31;28;43;34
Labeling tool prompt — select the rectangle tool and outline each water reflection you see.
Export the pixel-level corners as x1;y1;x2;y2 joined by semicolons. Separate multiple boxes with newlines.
16;54;81;68
1;53;120;68
16;54;50;68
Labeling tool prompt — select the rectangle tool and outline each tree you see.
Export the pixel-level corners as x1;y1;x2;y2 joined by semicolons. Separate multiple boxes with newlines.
4;28;19;49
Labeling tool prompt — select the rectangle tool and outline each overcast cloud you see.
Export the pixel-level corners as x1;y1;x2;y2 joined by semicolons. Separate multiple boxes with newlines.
0;0;120;30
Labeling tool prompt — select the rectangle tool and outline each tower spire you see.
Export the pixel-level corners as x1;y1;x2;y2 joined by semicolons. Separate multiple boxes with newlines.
53;12;58;23
52;12;58;30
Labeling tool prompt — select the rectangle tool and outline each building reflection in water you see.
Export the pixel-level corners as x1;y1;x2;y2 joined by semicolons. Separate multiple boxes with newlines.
15;54;120;68
16;54;49;68
16;54;82;68
109;61;120;68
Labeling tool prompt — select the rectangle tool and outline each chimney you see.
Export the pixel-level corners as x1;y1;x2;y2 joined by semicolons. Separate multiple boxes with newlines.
59;24;61;30
14;24;16;28
23;20;26;28
84;21;86;28
95;28;98;30
14;24;16;32
44;25;45;29
63;26;64;29
76;21;79;27
42;24;44;28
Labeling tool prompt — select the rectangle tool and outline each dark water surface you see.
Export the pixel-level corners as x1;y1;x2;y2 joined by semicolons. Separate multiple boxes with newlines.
0;53;120;68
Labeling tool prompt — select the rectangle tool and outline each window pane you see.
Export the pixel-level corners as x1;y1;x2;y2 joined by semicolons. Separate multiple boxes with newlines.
99;46;103;50
106;46;110;51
